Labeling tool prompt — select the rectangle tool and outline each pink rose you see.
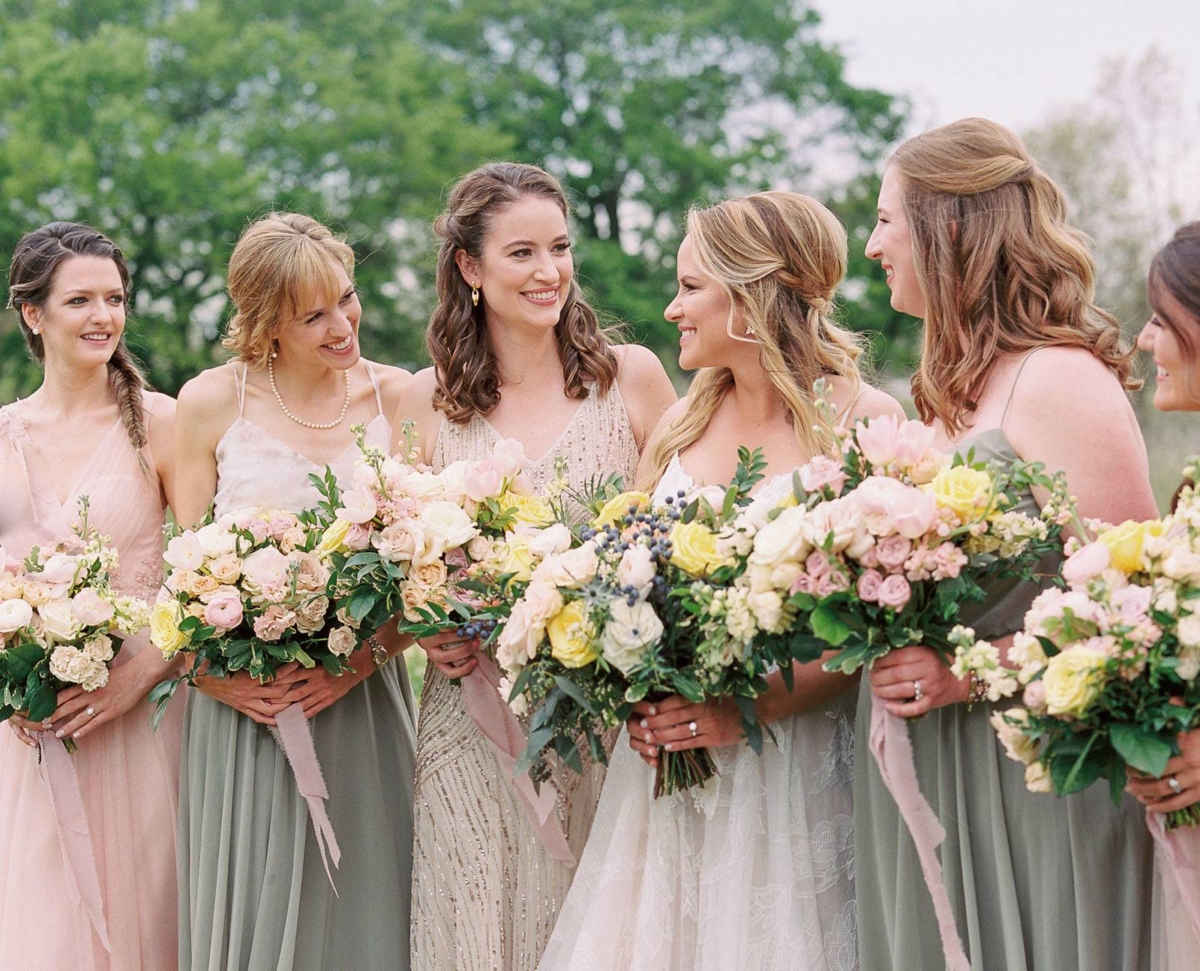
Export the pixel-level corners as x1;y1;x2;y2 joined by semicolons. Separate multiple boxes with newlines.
790;573;818;596
71;588;115;627
877;574;912;610
827;569;850;592
805;550;832;578
1023;680;1047;711
851;476;938;540
1061;542;1111;587
203;593;244;631
875;535;913;572
464;461;504;503
490;438;527;480
252;604;295;642
799;455;847;495
815;575;838;598
345;524;373;551
856;569;884;602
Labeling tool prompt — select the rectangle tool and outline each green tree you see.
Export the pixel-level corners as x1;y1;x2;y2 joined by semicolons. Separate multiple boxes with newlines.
0;0;510;399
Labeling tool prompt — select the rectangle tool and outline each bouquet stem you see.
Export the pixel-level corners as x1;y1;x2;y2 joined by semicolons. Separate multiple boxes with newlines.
654;747;716;798
1167;803;1200;830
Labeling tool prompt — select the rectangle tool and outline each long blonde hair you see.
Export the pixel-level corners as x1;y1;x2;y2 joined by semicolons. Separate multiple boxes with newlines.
645;191;863;487
892;118;1137;433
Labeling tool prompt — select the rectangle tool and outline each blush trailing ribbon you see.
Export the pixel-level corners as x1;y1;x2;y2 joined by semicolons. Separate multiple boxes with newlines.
869;695;971;971
270;702;342;890
1146;809;1200;945
461;654;576;866
37;737;111;952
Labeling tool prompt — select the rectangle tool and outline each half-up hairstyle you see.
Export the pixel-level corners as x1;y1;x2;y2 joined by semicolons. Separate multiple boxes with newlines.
7;221;149;454
429;162;619;422
892;117;1137;434
646;191;864;487
1148;222;1200;369
222;212;355;368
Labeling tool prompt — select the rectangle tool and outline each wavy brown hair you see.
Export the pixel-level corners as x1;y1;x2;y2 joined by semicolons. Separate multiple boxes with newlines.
645;191;864;487
222;212;355;368
1148;222;1200;368
7;222;149;455
892;117;1138;434
428;162;618;422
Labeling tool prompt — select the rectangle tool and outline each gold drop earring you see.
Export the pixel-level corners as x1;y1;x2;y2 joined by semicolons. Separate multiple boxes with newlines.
471;283;481;307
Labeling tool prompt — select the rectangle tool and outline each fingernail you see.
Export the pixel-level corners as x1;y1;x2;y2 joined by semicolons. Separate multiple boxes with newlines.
664;743;673;751
73;732;81;739
42;719;52;728
646;731;655;743
648;705;657;715
639;719;648;728
55;730;64;738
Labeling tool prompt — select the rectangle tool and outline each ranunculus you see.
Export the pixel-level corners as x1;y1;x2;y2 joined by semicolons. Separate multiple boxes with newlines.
856;569;884;602
490;438;527;480
253;605;296;642
203;592;244;632
39;599;83;643
617;545;657;597
71;588;115;627
1098;519;1161;574
749;505;811;569
927;466;995;523
328;625;357;657
150;600;189;658
40;553;82;585
336;483;378;525
876;574;912;610
1042;647;1106;717
0;598;34;633
600;599;662;674
799;454;847;495
669;522;729;577
164;532;206;572
0;574;22;601
546;600;598;668
593;491;652;528
852;476;938;540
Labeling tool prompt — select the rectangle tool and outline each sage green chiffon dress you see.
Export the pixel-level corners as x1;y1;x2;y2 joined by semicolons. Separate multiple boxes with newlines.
178;364;418;971
854;428;1155;971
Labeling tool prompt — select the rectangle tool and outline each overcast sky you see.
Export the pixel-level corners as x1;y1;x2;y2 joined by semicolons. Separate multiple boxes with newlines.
815;0;1200;132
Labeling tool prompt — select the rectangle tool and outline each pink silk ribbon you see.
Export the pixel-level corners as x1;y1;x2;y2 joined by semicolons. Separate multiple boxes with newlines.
37;737;111;953
461;654;576;866
271;702;342;890
869;694;971;971
1146;809;1200;945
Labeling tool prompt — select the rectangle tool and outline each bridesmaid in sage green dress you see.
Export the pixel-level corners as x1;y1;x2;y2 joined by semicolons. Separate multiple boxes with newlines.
856;118;1158;970
173;213;417;971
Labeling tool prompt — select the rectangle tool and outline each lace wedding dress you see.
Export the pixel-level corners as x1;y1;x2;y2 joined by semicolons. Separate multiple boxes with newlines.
537;455;859;971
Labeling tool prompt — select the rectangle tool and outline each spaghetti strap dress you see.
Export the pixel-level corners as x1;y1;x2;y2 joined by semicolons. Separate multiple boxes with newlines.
0;395;184;970
178;363;418;971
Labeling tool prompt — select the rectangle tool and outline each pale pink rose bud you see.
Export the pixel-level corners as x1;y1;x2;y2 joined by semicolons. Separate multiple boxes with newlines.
856;569;884;602
805;550;832;578
876;574;912;610
875;534;913;572
799;455;847;495
345;524;373;551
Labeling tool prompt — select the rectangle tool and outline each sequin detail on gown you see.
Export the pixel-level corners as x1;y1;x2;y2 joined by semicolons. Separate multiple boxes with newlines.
411;382;639;971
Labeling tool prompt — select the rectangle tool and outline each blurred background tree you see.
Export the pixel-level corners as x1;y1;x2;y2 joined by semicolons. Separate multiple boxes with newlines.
0;0;908;399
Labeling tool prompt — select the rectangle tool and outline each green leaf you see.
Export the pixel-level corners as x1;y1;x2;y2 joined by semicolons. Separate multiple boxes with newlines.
1110;723;1174;778
553;675;598;716
810;606;852;647
25;682;57;723
349;590;378;623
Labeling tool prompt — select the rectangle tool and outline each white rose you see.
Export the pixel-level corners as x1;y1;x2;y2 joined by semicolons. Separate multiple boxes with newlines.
195;522;238;558
328;625;357;657
600;599;662;675
39;599;83;644
616;545;656;598
83;634;115;662
0;598;34;634
436;460;472;504
540;543;600;589
416;501;478;566
749;505;811;569
527;523;572;560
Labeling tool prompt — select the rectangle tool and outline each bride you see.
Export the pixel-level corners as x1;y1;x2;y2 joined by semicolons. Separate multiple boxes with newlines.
538;191;902;971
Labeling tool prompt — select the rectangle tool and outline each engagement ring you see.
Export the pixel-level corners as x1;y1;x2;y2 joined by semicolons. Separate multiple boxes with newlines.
85;706;96;717
688;721;698;737
912;680;923;703
1169;776;1184;795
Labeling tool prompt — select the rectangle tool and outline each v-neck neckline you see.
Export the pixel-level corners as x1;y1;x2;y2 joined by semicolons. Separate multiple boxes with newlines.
477;391;591;467
19;409;126;509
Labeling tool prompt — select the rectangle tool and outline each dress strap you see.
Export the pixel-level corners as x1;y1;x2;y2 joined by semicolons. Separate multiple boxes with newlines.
835;385;869;431
232;362;248;417
999;349;1041;433
363;361;385;417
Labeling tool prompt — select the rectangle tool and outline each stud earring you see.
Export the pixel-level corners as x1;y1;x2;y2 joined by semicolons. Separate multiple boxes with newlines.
30;327;40;335
471;284;480;308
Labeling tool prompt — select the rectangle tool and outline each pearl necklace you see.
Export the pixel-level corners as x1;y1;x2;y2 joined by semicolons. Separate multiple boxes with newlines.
267;358;351;430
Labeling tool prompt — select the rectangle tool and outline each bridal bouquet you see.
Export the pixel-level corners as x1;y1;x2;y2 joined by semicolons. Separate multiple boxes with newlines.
492;449;789;797
992;461;1200;828
0;498;149;752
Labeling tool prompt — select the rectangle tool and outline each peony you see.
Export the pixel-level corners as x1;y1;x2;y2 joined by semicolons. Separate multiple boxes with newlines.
852;476;938;540
749;505;811;569
164;532;206;572
150;600;189;658
1061;542;1111;587
593;491;652;528
0;598;34;634
1042;647;1107;717
203;592;244;632
1098;519;1161;574
336;483;378;525
669;522;730;577
546;600;598;669
600;599;662;674
328;625;357;658
40;553;82;585
39;599;83;643
799;454;847;495
876;574;912;610
926;466;995;523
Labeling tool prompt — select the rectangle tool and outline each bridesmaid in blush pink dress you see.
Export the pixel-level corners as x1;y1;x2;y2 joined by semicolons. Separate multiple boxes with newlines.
0;222;183;969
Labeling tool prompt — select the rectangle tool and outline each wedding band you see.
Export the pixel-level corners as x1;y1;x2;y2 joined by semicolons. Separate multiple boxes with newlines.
912;680;923;702
1169;776;1184;795
85;706;96;717
688;721;698;737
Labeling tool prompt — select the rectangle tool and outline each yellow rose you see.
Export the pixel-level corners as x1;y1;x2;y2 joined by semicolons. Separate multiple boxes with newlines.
669;521;729;577
1041;647;1107;717
315;518;353;557
927;466;995;522
149;600;190;660
499;539;537;582
499;491;555;527
1098;519;1161;574
593;491;652;528
546;600;598;668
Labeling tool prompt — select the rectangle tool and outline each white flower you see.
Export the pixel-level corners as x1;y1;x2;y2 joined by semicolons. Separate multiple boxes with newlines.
539;543;600;589
336;483;378;525
747;589;785;633
616;545;656;598
83;634;114;662
1161;548;1200;585
164;532;206;572
328;625;357;657
527;523;572;560
39;599;84;644
600;599;662;675
1024;761;1053;794
416;501;478;566
496;580;563;671
435;460;472;504
0;599;34;634
195;522;238;558
80;658;110;691
1178;613;1200;649
40;553;82;585
749;505;811;569
498;675;529;717
990;708;1038;765
49;645;91;684
1179;645;1200;681
1008;631;1048;682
